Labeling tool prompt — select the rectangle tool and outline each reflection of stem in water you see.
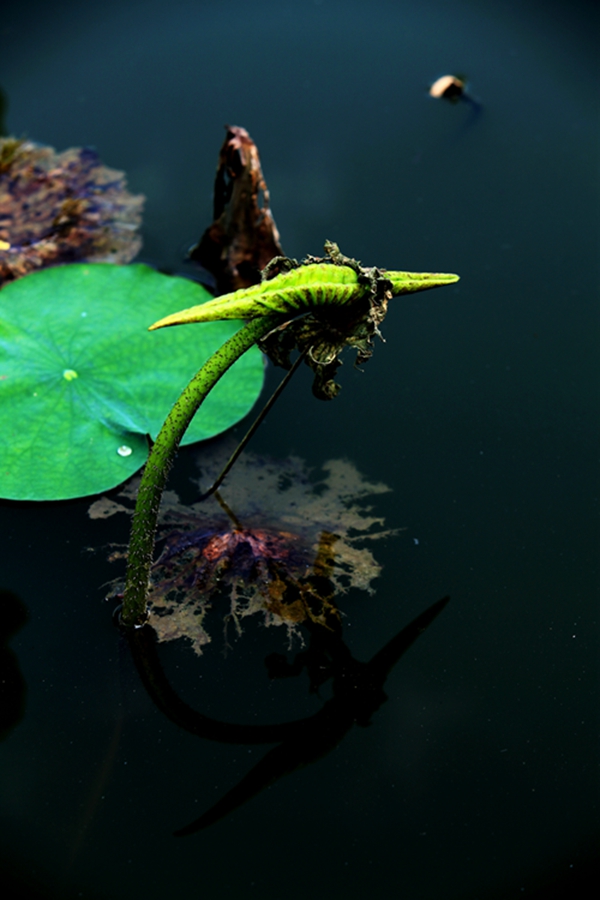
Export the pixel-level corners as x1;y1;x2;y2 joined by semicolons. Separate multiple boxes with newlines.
126;595;449;835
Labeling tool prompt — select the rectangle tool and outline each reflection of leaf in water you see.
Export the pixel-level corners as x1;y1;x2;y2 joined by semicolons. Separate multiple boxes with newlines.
91;441;398;654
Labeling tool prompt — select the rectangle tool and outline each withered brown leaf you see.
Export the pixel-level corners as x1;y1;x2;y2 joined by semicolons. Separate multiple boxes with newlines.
188;125;283;293
91;440;399;655
0;139;144;286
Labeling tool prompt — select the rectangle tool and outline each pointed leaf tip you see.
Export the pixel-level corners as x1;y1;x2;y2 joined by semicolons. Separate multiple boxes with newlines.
386;270;459;295
149;292;249;330
148;255;461;331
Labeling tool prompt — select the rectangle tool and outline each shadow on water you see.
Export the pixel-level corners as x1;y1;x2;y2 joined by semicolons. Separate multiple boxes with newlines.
125;594;449;835
428;73;484;139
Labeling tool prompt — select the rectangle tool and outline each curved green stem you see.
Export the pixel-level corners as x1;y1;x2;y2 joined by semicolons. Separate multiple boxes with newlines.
196;349;306;503
121;314;281;627
121;244;459;627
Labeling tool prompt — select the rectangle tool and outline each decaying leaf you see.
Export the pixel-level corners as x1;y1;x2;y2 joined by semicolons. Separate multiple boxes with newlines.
94;440;398;655
0;138;144;286
188;125;283;293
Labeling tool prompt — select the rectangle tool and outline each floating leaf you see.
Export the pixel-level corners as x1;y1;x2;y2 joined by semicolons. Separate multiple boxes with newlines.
0;264;264;500
0;139;144;286
93;441;399;655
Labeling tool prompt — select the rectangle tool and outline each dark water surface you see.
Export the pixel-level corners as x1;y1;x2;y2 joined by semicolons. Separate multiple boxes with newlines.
1;1;598;897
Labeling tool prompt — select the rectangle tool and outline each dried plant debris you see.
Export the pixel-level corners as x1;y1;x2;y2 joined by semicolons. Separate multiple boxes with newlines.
0;138;144;285
429;74;466;101
91;442;398;655
188;125;283;293
258;242;396;400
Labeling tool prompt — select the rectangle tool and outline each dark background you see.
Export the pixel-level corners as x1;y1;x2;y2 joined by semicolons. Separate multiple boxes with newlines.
0;1;598;897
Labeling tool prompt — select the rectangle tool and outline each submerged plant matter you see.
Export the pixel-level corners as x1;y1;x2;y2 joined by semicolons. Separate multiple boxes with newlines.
0;139;143;286
92;443;395;654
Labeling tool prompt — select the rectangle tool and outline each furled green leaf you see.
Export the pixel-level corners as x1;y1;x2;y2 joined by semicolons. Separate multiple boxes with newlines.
0;263;264;500
150;261;459;328
149;242;459;401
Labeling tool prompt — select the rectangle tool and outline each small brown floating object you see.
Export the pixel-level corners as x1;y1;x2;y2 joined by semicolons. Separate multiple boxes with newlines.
429;75;465;101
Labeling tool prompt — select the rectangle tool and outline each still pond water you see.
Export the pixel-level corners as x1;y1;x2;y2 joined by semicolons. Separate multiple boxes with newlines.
1;1;598;897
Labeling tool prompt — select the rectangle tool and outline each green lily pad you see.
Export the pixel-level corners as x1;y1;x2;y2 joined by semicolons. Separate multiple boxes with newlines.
0;263;264;500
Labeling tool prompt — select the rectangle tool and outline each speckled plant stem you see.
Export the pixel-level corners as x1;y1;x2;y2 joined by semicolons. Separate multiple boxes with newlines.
121;314;280;627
